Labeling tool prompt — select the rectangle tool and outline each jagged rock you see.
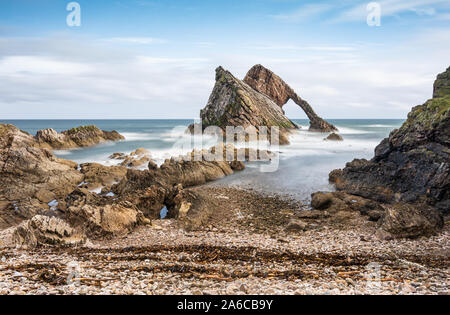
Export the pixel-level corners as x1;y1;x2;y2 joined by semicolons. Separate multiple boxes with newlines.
79;163;127;192
330;67;449;213
113;145;251;219
0;124;84;227
36;125;124;150
434;66;450;98
244;64;337;132
67;204;142;238
377;204;444;239
148;160;158;170
64;189;147;238
319;67;450;238
13;215;86;248
325;133;344;141
109;148;153;169
197;66;298;145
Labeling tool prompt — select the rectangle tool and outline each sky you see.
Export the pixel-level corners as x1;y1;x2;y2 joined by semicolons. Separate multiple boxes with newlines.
0;0;449;119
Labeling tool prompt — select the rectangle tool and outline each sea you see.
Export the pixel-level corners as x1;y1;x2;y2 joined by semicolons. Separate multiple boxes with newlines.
0;119;404;201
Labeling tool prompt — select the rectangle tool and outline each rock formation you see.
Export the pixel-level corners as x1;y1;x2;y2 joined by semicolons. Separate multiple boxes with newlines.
13;215;86;248
312;66;450;239
244;64;337;132
196;66;298;145
325;133;344;141
0;124;83;228
109;148;153;168
36;125;124;150
113;144;271;220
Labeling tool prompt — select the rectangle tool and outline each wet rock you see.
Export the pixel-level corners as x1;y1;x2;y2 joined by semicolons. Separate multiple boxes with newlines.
13;215;85;248
80;163;127;189
230;161;245;171
325;133;344;141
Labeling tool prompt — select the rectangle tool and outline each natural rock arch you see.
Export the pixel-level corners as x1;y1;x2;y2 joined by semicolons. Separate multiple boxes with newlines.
244;64;337;132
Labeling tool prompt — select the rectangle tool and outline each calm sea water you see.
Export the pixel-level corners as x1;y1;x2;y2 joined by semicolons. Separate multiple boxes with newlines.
1;119;404;200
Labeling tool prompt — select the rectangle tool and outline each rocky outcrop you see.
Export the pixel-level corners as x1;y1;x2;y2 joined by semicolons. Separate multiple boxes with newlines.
377;203;443;240
13;215;86;248
196;67;298;145
434;66;450;98
79;163;128;193
36;125;124;150
315;66;450;238
244;64;337;132
325;133;344;141
109;148;153;168
331;67;449;211
0;124;83;228
112;144;263;219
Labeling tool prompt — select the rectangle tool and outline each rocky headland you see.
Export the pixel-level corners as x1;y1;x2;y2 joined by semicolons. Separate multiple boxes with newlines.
311;67;450;240
36;125;124;150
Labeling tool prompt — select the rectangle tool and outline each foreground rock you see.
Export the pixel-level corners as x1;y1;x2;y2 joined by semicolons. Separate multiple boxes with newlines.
79;163;128;193
193;66;298;145
313;66;450;238
113;144;264;220
0;124;83;228
13;215;86;248
36;125;124;150
244;64;337;132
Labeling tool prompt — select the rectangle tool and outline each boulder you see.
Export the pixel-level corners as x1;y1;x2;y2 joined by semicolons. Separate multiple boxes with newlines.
230;160;245;171
285;219;308;232
13;215;85;248
311;191;384;216
325;133;344;141
64;189;148;238
378;203;444;239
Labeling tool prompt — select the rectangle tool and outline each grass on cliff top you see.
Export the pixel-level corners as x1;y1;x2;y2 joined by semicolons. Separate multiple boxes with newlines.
402;94;450;131
64;125;100;134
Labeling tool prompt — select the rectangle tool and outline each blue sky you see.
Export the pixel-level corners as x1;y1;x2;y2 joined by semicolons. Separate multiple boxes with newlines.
0;0;449;119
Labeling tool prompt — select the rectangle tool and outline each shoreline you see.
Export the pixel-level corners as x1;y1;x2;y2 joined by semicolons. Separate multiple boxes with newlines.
0;186;448;295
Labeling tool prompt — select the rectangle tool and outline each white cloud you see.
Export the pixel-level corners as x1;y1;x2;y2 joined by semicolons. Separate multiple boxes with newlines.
270;3;333;22
333;0;449;23
105;37;167;44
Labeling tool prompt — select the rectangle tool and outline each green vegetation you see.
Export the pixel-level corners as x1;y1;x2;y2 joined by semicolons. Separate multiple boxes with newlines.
64;125;100;135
